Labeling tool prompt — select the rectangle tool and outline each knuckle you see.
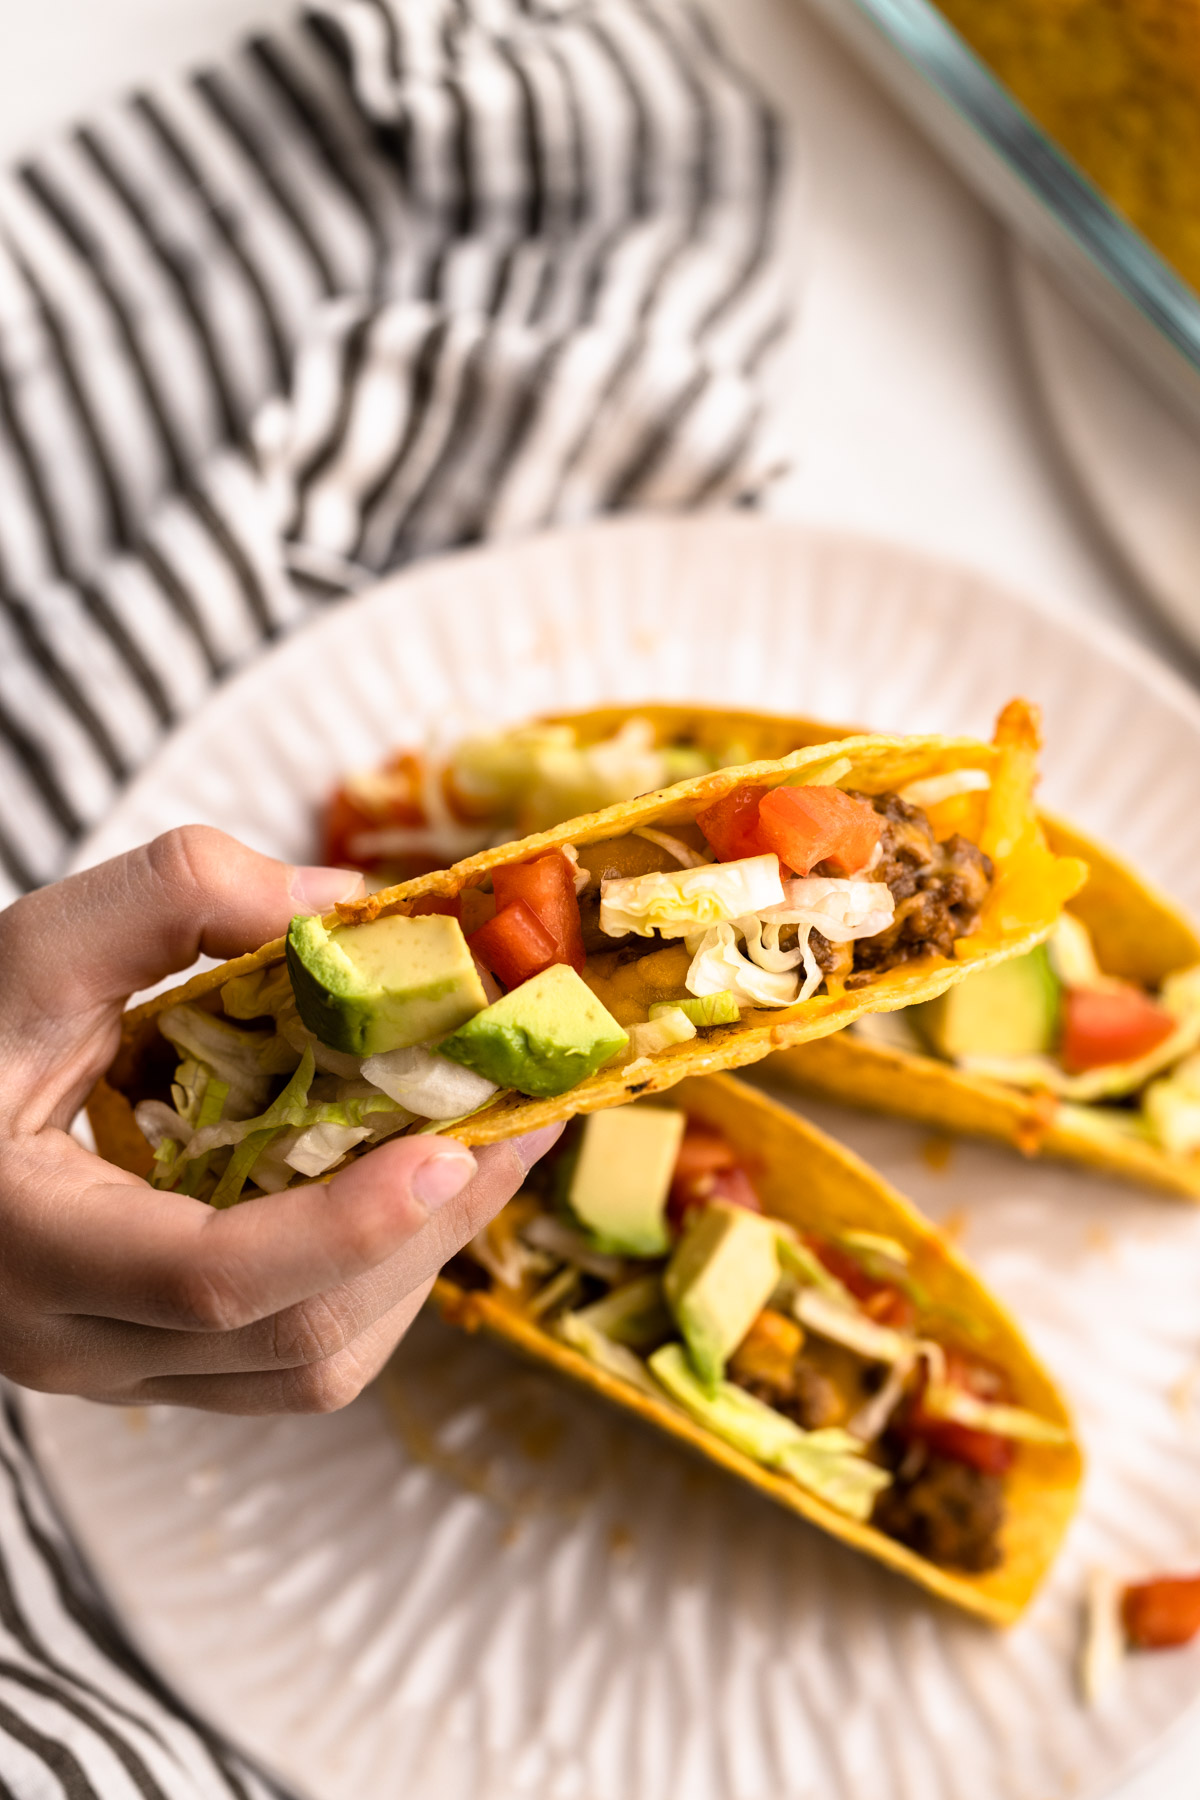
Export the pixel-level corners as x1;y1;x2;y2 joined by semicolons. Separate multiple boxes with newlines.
145;824;227;902
159;1264;248;1334
283;1351;367;1415
271;1296;351;1369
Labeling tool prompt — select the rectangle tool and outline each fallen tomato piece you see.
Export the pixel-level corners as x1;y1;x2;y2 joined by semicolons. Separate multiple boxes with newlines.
756;784;881;877
1122;1575;1200;1650
1060;984;1175;1074
492;851;585;973
469;899;558;990
695;784;772;862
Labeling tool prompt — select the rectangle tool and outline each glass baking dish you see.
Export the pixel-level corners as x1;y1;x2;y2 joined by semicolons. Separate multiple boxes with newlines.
803;0;1200;434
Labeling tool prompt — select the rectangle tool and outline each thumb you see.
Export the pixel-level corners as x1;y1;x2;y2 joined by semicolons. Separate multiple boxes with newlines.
0;825;363;1020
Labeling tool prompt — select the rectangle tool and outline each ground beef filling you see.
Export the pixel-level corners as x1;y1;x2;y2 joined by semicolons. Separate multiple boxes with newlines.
871;1442;1005;1573
842;791;993;987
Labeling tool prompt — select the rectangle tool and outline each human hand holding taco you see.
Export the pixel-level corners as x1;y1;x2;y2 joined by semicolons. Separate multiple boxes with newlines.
0;828;559;1410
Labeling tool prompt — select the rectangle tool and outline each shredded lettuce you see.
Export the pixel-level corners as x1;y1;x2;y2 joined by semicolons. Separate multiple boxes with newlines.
919;1382;1070;1444
209;1049;316;1209
221;963;294;1021
897;769;990;809
361;1044;497;1118
568;1274;672;1349
648;1344;890;1520
839;1229;910;1267
451;719;683;833
556;1314;669;1400
627;1008;696;1059
685;922;801;1008
521;1212;628;1281
177;1073;229;1198
793;1288;913;1364
761;877;895;944
285;1120;373;1178
772;1228;854;1302
1143;1076;1200;1155
601;854;784;940
774;1434;893;1521
1080;1569;1127;1704
158;1004;282;1117
631;827;711;868
134;1099;190;1150
649;992;740;1029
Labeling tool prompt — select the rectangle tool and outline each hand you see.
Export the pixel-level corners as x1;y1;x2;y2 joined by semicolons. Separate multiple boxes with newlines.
0;826;561;1413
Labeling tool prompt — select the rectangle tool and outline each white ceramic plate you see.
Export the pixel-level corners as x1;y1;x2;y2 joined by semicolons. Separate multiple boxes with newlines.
1013;251;1200;663
25;514;1200;1800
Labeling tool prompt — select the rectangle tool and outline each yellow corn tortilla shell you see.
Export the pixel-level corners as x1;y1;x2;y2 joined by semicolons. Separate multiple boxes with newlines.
90;715;1084;1165
544;704;1200;1198
427;1073;1081;1626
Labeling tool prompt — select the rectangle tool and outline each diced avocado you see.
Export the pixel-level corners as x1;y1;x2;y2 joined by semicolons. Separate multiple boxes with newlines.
287;912;487;1057
663;1201;781;1389
911;943;1061;1061
650;992;740;1029
567;1107;686;1256
437;963;628;1097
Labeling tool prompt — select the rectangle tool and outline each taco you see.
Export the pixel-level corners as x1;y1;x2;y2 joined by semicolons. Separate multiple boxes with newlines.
89;709;1083;1202
320;702;1200;1198
427;1074;1080;1624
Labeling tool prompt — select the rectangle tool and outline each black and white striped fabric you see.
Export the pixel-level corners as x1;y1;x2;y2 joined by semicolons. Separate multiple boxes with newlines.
0;1392;295;1797
0;0;785;1788
0;0;786;906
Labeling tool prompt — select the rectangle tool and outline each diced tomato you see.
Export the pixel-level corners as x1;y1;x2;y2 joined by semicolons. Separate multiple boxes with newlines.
468;900;557;990
667;1126;759;1228
709;1165;763;1213
696;785;773;862
322;788;379;869
809;1239;915;1331
1060;984;1175;1075
409;894;462;920
903;1348;1016;1475
862;1286;917;1333
492;852;585;973
756;785;881;877
1122;1575;1200;1650
673;1128;738;1183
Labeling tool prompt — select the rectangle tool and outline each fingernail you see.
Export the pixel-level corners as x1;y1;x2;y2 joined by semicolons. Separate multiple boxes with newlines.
512;1121;565;1173
413;1148;476;1211
289;865;365;912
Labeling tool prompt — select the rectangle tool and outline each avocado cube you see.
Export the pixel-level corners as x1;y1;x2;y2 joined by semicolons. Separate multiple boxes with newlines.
568;1107;686;1256
911;943;1061;1062
287;912;487;1057
664;1201;781;1390
437;963;629;1098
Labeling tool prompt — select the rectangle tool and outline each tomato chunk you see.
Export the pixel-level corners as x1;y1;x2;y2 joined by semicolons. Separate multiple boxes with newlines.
667;1127;760;1228
696;785;772;862
1122;1575;1200;1650
322;788;379;869
1060;984;1175;1074
468;900;557;990
809;1239;915;1332
903;1349;1016;1475
756;785;881;877
492;851;585;973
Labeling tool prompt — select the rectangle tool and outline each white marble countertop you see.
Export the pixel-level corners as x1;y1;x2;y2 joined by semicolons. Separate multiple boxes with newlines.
2;2;1195;1795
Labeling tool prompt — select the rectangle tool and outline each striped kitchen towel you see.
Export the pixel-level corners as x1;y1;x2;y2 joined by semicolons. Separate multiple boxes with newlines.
0;0;786;1793
0;0;786;908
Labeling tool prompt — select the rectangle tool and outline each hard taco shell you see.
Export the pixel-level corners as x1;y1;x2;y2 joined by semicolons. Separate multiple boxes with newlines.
427;1073;1082;1625
89;717;1084;1166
